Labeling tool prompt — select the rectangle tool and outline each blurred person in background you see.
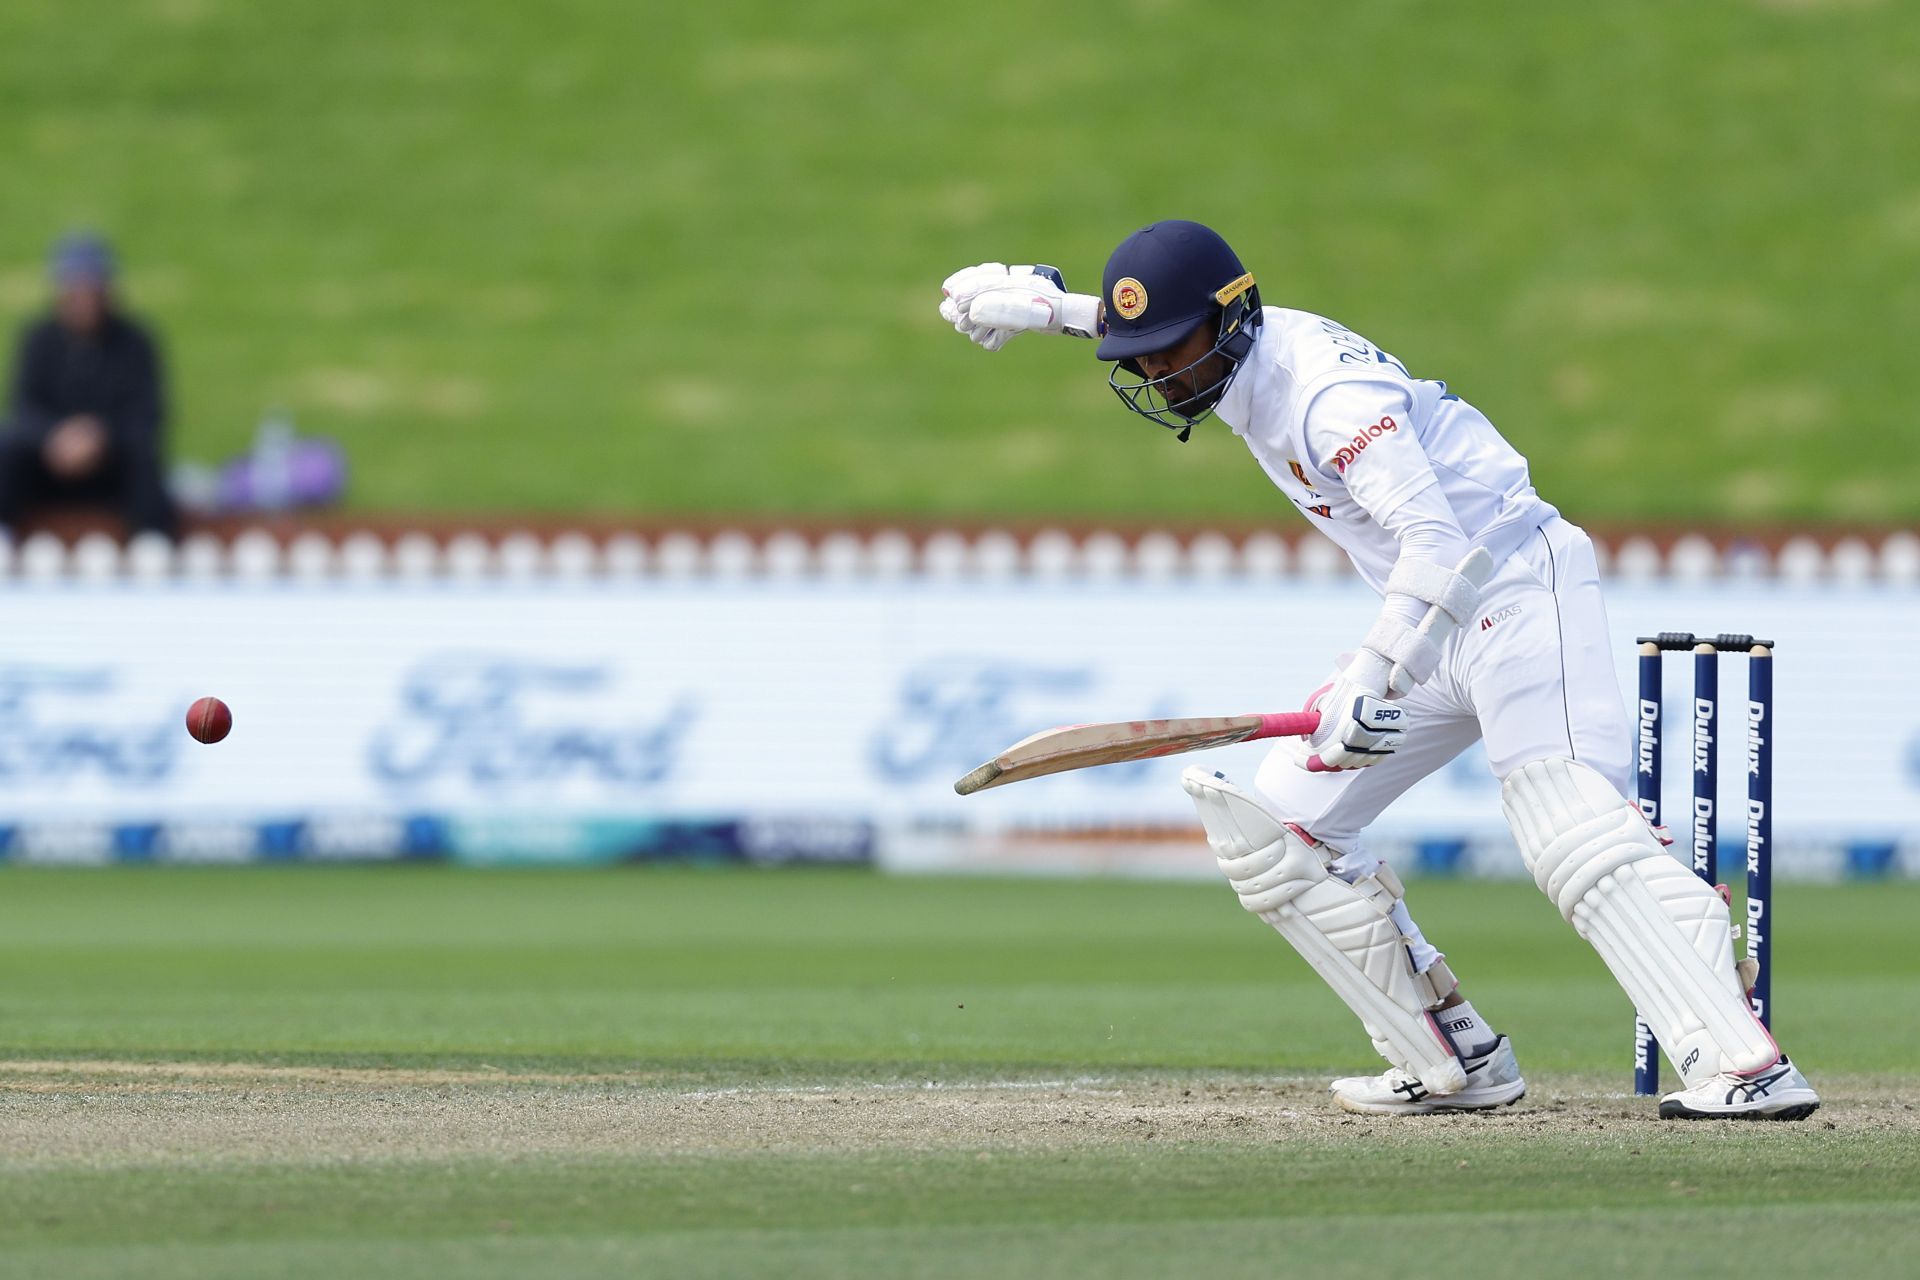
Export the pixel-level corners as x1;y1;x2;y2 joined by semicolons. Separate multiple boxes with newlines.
0;232;178;540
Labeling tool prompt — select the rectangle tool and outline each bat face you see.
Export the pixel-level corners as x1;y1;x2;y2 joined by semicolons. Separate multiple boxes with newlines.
953;712;1318;794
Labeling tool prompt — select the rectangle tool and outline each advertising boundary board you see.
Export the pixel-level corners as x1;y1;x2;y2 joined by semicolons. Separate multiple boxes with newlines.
1;577;1911;876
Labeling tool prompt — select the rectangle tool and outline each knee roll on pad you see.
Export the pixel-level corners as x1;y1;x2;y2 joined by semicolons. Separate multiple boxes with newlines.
1501;757;1776;1085
1183;767;1468;1095
1502;753;1660;913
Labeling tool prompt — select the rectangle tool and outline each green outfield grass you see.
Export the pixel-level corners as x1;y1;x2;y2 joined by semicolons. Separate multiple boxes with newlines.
1;867;1916;1278
0;867;1914;1076
3;2;1916;523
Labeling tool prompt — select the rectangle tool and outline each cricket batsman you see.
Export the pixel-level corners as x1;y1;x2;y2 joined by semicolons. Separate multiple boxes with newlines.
937;221;1818;1120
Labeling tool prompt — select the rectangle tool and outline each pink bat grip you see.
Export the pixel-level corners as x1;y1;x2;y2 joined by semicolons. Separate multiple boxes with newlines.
1253;711;1321;740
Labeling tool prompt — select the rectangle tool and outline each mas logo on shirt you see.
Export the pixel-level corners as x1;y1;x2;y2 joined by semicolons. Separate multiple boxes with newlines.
1330;416;1397;474
1112;277;1148;320
1480;604;1523;631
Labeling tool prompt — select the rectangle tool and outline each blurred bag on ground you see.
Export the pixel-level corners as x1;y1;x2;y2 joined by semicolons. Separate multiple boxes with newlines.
172;411;348;514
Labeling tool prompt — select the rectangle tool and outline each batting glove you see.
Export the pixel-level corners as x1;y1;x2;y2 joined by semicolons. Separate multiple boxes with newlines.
1295;653;1408;772
939;263;1101;350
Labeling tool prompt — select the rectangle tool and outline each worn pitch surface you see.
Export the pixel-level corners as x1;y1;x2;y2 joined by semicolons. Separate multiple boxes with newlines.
3;1060;1916;1168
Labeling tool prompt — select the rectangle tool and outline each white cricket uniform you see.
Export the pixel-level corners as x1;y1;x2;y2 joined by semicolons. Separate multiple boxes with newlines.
1212;308;1631;962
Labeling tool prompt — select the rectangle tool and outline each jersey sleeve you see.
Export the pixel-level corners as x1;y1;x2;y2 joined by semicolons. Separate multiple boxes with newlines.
1300;379;1439;522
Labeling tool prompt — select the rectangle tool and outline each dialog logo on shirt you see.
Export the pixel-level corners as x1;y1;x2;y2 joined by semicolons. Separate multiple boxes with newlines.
1330;416;1397;473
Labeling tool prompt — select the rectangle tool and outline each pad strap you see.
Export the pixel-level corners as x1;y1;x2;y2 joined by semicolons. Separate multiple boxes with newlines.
1297;850;1457;1013
1343;863;1456;1010
1414;958;1459;1008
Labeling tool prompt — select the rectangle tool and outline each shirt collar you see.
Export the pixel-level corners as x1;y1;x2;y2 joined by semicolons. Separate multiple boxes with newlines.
1213;319;1267;437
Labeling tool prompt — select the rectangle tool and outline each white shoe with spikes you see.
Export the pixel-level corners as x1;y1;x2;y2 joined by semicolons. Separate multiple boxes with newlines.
1331;1035;1527;1115
1658;1058;1820;1121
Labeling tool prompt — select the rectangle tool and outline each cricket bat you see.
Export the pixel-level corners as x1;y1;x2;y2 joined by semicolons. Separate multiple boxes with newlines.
953;711;1321;796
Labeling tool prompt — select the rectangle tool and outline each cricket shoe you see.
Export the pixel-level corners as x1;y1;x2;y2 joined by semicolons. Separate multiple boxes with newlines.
1658;1057;1820;1121
1331;1036;1526;1115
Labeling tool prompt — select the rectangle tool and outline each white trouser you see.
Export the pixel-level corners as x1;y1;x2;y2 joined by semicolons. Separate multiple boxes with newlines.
1253;517;1631;968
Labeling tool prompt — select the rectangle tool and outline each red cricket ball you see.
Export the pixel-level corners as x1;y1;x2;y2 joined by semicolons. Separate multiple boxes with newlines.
186;696;233;744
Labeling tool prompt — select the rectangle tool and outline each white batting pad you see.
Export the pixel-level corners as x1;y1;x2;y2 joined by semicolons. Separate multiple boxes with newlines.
1183;767;1468;1095
1501;757;1776;1086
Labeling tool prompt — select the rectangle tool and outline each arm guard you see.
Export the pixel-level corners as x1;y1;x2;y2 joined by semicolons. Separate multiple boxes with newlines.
1359;547;1493;696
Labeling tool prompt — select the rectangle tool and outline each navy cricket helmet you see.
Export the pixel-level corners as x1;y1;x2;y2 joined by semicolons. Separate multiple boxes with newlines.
1095;220;1261;440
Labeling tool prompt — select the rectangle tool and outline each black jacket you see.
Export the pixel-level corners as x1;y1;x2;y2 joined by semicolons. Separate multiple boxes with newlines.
6;313;165;451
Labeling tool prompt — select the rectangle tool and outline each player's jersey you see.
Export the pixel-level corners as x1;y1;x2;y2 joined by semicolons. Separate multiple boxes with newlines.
1212;307;1557;594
